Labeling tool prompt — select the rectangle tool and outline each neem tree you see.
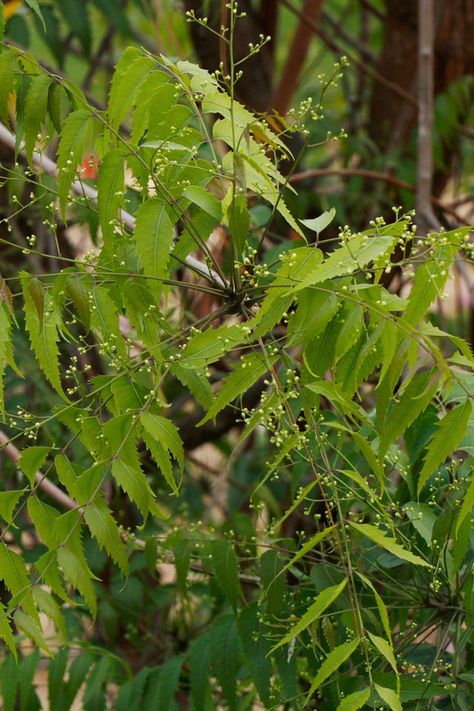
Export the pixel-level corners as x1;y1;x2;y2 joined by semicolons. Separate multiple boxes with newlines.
0;4;473;709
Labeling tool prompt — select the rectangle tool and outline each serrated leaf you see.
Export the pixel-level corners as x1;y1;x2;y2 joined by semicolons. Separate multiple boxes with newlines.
84;501;128;576
180;324;245;369
32;586;66;640
0;50;17;123
238;603;272;706
271;579;348;652
0;489;25;526
305;638;359;705
108;49;154;130
300;207;336;235
259;550;286;617
57;110;96;214
209;615;240;711
199;352;275;425
140;412;183;494
417;400;472;494
403;230;468;326
212;539;242;610
23;73;51;162
350;522;431;567
275;526;335;583
134;198;175;300
375;683;402;711
0;542;38;622
285;232;396;296
21;274;66;398
189;633;211;711
0;602;16;659
14;609;52;656
18;446;50;486
456;471;474;536
143;656;183;710
57;546;97;618
97;148;125;252
378;368;439;457
336;688;370;711
27;496;59;548
368;631;397;673
335;303;364;361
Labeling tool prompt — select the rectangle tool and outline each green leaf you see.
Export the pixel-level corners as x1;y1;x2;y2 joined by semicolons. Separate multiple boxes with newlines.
104;414;156;518
336;688;370;711
417;401;472;494
227;194;249;257
27;496;59;548
108;49;154;130
375;683;403;711
32;586;66;640
134;198;175;300
18;446;50;486
199;352;275;425
378;368;440;457
14;609;52;656
259;550;286;617
97;148;125;253
21;274;66;398
57;545;97;618
0;542;38;621
84;501;128;576
23;73;51;163
211;539;242;610
0;50;17;123
275;526;335;583
140;412;184;494
0;602;16;659
284;232;396;296
403;502;437;545
209;615;240;711
58;0;91;55
350;522;432;567
180;324;245;369
305;638;359;705
143;656;183;710
238;603;272;706
335;303;364;361
24;0;46;31
47;647;68;711
189;633;211;711
57;110;96;214
0;489;25;526
403;231;467;326
300;207;336;235
368;631;397;673
456;472;474;536
270;579;348;652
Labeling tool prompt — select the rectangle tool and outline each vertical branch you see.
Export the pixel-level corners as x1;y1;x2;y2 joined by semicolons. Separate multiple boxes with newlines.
416;0;438;231
270;0;325;115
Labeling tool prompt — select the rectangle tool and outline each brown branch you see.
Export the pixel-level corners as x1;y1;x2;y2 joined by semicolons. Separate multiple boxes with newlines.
289;167;468;224
0;430;76;510
278;0;418;109
270;0;325;115
416;0;438;232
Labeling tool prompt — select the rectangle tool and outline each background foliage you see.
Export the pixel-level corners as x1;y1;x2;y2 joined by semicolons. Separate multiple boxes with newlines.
0;1;473;709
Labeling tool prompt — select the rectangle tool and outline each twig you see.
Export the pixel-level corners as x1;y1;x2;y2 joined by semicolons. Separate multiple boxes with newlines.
0;123;227;288
270;0;325;115
0;430;76;510
279;0;418;109
416;0;438;232
289;167;468;224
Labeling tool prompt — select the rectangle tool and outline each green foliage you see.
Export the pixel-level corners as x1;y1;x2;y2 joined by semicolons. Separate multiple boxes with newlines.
0;12;473;710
